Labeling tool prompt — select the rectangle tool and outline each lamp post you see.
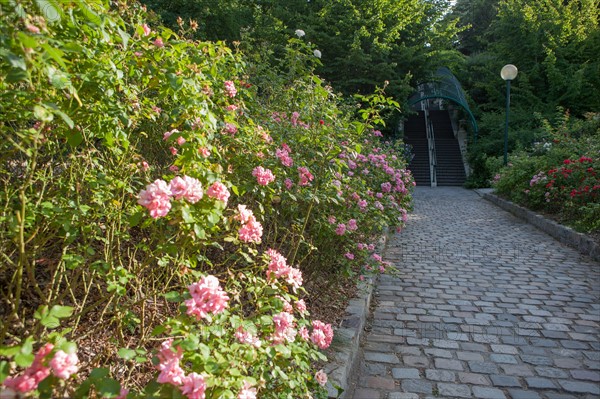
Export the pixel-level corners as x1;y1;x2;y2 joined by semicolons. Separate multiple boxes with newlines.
501;64;518;165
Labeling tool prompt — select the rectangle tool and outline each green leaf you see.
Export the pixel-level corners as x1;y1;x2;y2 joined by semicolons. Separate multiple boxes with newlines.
36;0;63;23
198;343;210;360
89;368;110;380
6;69;28;83
34;105;54;122
0;346;20;357
117;348;136;360
164;291;182;302
14;352;35;367
49;305;73;319
0;49;27;70
181;206;194;223
0;361;10;384
117;28;130;49
150;325;166;337
41;43;67;69
193;224;206;239
67;130;83;147
60;341;77;355
97;378;121;398
75;0;102;26
17;32;38;48
129;211;143;227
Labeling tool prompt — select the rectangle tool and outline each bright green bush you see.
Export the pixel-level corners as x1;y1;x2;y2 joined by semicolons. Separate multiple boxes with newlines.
0;1;413;397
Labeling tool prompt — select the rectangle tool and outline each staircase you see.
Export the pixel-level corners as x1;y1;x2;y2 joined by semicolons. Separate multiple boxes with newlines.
403;111;430;186
430;110;466;186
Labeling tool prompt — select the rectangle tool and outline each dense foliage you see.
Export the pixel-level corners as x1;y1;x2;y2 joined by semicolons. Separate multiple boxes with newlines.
0;1;413;397
448;0;600;186
140;0;463;106
492;112;600;233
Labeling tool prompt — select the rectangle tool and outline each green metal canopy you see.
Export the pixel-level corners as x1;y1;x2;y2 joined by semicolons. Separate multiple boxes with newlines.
408;67;478;141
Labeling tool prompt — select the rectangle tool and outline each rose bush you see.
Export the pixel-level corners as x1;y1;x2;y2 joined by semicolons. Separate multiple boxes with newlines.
492;111;599;233
0;1;413;397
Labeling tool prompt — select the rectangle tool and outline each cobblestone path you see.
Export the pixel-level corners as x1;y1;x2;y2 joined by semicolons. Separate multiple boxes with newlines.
349;187;600;399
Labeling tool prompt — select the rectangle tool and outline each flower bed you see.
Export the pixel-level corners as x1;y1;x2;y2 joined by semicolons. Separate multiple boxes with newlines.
0;1;413;398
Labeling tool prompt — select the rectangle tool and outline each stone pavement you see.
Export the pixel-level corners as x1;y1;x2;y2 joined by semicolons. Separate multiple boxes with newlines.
349;187;600;399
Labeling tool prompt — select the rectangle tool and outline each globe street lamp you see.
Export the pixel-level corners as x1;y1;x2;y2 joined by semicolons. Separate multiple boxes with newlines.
501;64;518;165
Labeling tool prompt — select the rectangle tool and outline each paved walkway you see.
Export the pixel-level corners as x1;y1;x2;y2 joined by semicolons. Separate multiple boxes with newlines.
350;187;600;399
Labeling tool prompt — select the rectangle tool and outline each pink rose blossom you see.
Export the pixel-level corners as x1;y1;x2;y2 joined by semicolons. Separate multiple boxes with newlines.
273;312;294;334
226;104;238;112
3;343;53;393
50;350;79;379
372;253;382;262
299;326;310;341
164;129;179;141
142;23;151;36
284;178;293;190
368;244;375;251
153;38;164;47
347;219;358;231
381;182;392;192
311;320;334;349
235;204;254;224
328;216;336;224
315;370;328;387
139;161;150;171
152;105;162;114
238;381;257;399
26;24;40;34
169;165;179;173
198;147;210;158
335;223;346;235
272;312;296;343
291;112;300;126
238;217;263;243
297;167;314;186
169;176;203;203
206;181;230;204
169;147;178;156
257;125;272;142
285;267;303;291
134;51;143;57
224;81;237;98
180;372;206;399
116;388;129;399
224;123;238;134
358;199;368;210
345;252;354;260
234;327;261;347
276;147;294;167
138;179;172;218
177;136;186;146
185;275;230;320
296;299;307;313
357;243;366;250
373;130;383;137
266;249;289;279
252;166;276;186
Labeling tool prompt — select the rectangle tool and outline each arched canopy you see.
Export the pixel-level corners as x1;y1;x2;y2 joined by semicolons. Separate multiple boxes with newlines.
408;67;478;140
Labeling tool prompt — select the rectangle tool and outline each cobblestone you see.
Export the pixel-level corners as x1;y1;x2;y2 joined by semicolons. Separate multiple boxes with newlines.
349;188;600;399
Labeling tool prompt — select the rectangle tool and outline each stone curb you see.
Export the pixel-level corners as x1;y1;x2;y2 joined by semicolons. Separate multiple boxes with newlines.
479;190;600;262
324;228;390;398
